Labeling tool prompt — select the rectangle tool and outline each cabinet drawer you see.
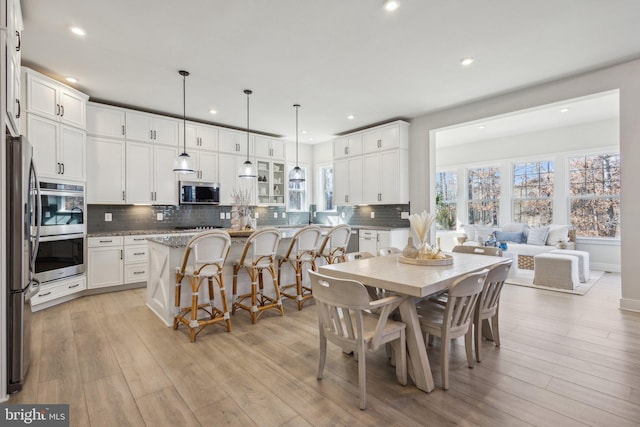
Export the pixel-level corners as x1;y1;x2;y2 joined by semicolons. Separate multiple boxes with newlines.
31;276;86;306
124;246;149;264
125;264;148;283
88;236;123;247
125;235;150;245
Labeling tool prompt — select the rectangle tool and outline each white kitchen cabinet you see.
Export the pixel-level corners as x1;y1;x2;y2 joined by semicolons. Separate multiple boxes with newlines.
181;150;219;183
184;122;218;151
30;275;86;309
124;235;151;284
125;141;178;204
359;229;410;254
87;136;126;204
255;136;285;160
218;153;256;205
334;156;363;205
362;121;408;154
5;0;22;136
87;103;126;139
24;68;88;129
219;128;254;155
256;159;285;205
333;134;363;159
125;110;179;146
363;149;409;204
88;236;124;289
27;113;86;181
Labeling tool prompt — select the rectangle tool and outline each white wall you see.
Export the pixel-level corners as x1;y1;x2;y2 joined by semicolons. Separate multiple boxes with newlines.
408;58;640;312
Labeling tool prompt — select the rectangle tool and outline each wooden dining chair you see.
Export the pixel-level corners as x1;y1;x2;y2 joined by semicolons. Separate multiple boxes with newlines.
174;230;232;342
316;224;352;265
232;228;284;324
416;269;489;389
377;247;401;256
309;270;407;410
344;251;378;300
277;225;323;310
452;245;503;257
474;259;512;362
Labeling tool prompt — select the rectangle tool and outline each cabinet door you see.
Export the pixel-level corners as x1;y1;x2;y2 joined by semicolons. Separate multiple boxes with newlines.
218;153;238;204
270;139;285;160
88;247;124;289
26;73;58;120
87;137;125;204
125;111;154;142
59;125;85;181
198;125;218;152
347;156;363;204
363;124;401;153
126;142;153;203
59;89;86;129
377;231;390;251
380;150;400;202
6;48;21;136
363;153;381;203
184;123;199;150
333;138;347;159
153;145;179;205
218;129;242;153
199;151;219;182
333;159;348;204
153;115;179;146
254;136;271;158
27;114;58;178
87;104;125;138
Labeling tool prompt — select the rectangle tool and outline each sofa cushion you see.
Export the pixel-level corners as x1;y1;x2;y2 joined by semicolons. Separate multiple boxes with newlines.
501;223;528;234
527;226;550;246
495;231;525;243
546;224;569;246
474;225;495;243
461;224;476;241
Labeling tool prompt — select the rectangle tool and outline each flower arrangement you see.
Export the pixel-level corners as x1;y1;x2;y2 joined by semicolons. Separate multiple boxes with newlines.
230;188;253;229
408;210;446;260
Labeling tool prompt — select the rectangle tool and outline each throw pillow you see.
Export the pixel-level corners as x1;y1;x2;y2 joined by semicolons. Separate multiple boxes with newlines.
474;225;495;243
501;223;527;234
495;231;524;244
461;224;476;241
546;224;569;246
527;226;550;246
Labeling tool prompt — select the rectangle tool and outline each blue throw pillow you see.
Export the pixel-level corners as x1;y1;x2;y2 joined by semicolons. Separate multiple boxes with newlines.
494;231;524;243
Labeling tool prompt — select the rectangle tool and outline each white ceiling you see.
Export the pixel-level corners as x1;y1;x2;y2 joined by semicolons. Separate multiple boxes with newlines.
20;0;640;144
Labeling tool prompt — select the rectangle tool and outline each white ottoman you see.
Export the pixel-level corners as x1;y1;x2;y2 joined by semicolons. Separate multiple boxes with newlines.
550;249;590;282
533;253;580;290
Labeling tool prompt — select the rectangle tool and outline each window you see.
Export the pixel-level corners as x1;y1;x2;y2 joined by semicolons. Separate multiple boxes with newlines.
467;166;500;225
512;160;554;226
569;153;620;237
287;165;307;211
435;171;457;230
319;165;334;211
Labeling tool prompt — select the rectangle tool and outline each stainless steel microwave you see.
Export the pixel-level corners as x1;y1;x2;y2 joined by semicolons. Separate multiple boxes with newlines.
180;181;220;205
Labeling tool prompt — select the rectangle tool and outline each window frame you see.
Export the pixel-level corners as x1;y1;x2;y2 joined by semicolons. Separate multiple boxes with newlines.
511;159;555;226
466;165;501;226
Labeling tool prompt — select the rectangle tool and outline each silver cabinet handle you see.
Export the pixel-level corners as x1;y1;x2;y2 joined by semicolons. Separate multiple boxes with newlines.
122;125;125;135
60;105;64;117
68;283;80;289
56;104;60;116
16;30;21;51
133;271;145;275
61;163;65;175
99;239;113;243
15;99;20;119
150;130;153;140
38;291;52;297
120;249;123;260
133;252;145;255
122;191;126;201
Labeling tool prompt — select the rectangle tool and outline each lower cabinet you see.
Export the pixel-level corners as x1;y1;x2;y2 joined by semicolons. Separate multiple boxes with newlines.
30;275;87;309
124;235;150;284
88;236;124;289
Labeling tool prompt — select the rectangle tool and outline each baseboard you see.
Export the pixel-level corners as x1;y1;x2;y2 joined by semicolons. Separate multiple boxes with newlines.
620;298;640;313
591;262;620;272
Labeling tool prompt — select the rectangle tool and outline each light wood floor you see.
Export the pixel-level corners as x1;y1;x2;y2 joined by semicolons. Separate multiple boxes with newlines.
5;272;640;426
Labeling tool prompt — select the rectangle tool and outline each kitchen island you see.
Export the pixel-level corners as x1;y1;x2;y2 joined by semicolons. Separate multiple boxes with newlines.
146;230;301;326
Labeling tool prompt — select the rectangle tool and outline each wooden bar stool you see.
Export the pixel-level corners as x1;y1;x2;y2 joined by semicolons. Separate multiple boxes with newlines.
277;225;323;310
232;228;284;323
174;230;232;342
316;224;352;265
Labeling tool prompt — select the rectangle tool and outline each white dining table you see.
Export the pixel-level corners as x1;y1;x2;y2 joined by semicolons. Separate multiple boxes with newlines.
318;252;507;392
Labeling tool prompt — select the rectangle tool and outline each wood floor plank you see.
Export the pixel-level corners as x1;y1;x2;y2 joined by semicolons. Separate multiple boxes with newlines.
82;373;145;427
193;396;258;427
135;386;201;427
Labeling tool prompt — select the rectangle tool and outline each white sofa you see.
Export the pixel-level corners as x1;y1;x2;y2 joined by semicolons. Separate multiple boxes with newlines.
459;223;575;270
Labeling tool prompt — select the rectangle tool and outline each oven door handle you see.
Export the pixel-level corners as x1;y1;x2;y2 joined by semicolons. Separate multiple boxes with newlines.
30;158;42;273
38;233;86;242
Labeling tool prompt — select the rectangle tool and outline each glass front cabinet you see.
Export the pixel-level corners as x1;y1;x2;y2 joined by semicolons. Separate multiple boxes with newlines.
257;160;285;205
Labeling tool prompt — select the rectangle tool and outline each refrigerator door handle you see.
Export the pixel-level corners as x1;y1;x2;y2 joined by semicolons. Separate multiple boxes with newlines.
29;158;42;273
26;278;41;302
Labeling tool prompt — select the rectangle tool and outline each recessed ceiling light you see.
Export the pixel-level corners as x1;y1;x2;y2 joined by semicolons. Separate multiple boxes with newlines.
301;130;308;134
65;77;78;84
308;137;314;141
460;57;474;66
347;115;355;120
478;125;486;129
560;108;569;113
383;0;400;12
209;109;217;115
70;27;86;36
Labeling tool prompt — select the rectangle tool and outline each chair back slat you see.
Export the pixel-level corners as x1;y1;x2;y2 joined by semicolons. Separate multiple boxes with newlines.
286;225;322;259
345;251;374;262
318;225;352;263
478;259;512;316
181;230;231;276
445;269;488;333
239;228;281;266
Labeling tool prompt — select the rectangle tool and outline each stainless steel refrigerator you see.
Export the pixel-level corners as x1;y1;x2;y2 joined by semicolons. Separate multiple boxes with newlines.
6;134;41;394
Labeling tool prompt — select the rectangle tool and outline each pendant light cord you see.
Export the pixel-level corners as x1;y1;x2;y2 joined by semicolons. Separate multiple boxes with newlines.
295;104;299;166
183;73;186;154
245;90;251;162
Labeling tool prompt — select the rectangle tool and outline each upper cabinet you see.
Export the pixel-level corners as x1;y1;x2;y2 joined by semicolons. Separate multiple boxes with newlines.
87;103;126;139
184;121;218;152
362;121;408;153
255;136;285;160
125;110;179;146
333;134;363;159
5;0;23;136
23;68;88;129
219;128;254;155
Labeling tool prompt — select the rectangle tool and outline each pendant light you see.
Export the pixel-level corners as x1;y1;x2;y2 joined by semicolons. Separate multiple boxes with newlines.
289;104;305;182
238;89;257;178
173;70;195;174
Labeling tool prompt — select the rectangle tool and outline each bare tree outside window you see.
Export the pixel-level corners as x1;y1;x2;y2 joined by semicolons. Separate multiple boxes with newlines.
569;153;620;237
320;166;334;211
512;161;554;225
287;165;307;211
467;166;500;225
435;171;457;230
